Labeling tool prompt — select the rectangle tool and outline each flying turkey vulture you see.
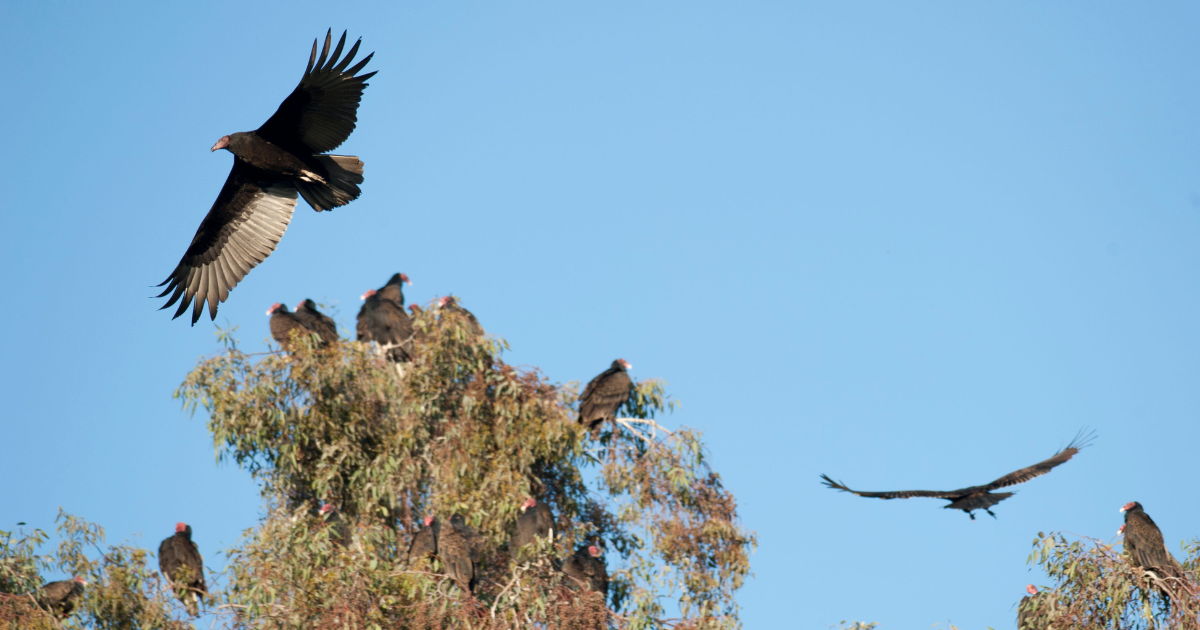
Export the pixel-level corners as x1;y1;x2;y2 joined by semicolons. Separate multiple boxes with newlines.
294;299;338;345
159;523;206;616
820;430;1093;520
1120;502;1183;580
357;273;414;361
37;576;86;618
437;515;480;592
267;302;317;349
1017;584;1049;630
579;360;633;436
563;545;608;596
407;515;439;566
156;30;375;324
510;497;555;563
437;296;484;337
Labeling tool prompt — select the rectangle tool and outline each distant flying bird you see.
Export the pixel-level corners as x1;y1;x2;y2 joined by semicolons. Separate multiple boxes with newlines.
37;576;86;618
1017;584;1049;630
159;523;206;616
407;515;439;566
578;360;633;436
156;30;375;324
439;515;481;592
437;296;484;337
820;430;1094;520
563;545;608;596
510;497;555;563
294;299;338;345
1119;502;1183;579
357;273;414;362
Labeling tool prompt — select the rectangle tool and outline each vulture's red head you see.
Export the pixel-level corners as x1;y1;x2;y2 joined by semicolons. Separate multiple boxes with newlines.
1025;584;1038;595
361;289;377;301
423;515;435;527
175;522;189;534
521;497;537;512
618;359;632;370
1120;501;1140;513
1118;523;1126;536
438;296;452;308
72;576;87;586
409;304;419;313
267;302;285;316
211;135;231;152
587;545;601;558
319;504;337;516
400;273;411;285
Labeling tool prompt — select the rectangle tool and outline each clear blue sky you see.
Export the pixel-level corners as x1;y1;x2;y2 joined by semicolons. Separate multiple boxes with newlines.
3;2;1199;627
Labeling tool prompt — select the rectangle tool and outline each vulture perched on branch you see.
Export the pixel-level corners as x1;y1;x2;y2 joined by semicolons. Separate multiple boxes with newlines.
357;273;414;362
407;515;439;566
318;504;350;547
563;545;608;596
1017;584;1049;630
294;299;338;345
268;302;320;349
159;523;206;616
438;515;481;592
157;30;375;324
579;359;633;436
37;576;86;618
510;497;555;563
821;430;1093;520
1120;502;1183;579
437;296;484;337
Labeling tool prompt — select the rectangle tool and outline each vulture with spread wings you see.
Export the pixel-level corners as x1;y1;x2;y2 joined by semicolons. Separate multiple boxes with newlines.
157;30;374;324
821;430;1093;520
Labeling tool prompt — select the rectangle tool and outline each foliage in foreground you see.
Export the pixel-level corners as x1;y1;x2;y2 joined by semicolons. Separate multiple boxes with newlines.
1020;531;1199;629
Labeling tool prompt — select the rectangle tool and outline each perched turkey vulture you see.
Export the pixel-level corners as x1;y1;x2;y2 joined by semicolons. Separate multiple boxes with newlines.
438;515;480;592
37;576;86;618
318;504;350;547
1017;584;1049;630
294;299;338;345
267;302;317;349
820;430;1093;520
407;515;439;566
579;360;633;436
1120;502;1183;579
510;497;555;563
159;523;206;616
357;274;414;361
563;545;608;596
437;296;484;337
156;30;375;324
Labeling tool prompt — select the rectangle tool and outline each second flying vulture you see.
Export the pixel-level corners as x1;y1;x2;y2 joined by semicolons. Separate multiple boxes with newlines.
821;430;1093;520
157;30;375;324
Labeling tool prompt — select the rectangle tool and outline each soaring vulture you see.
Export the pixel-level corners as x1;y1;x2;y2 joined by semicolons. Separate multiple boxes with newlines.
563;545;608;596
820;430;1093;520
159;523;207;616
1017;584;1049;630
437;296;484;337
294;299;339;345
37;576;86;618
156;30;375;324
407;515;439;566
357;273;414;362
1120;502;1183;580
579;359;633;436
510;497;555;563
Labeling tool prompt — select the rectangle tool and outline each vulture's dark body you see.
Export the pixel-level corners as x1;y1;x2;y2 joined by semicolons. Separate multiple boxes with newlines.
1122;503;1182;578
295;299;338;346
440;297;484;337
157;30;374;324
38;579;84;617
821;430;1093;519
269;304;315;350
438;515;481;592
510;502;555;562
159;528;206;616
407;519;439;566
1017;591;1049;630
357;275;414;362
563;547;608;596
579;361;632;434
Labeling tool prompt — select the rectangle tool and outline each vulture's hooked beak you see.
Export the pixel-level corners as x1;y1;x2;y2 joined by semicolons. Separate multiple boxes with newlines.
211;136;230;152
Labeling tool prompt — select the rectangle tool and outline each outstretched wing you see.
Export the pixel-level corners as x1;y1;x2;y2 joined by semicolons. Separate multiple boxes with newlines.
156;162;297;325
983;428;1094;491
256;29;376;154
820;474;962;500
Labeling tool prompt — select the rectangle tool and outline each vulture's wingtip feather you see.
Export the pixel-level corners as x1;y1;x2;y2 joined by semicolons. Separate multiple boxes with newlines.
324;31;347;71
